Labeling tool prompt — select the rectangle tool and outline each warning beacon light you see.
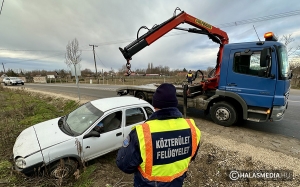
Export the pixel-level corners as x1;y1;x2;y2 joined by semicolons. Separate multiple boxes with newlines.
264;32;278;41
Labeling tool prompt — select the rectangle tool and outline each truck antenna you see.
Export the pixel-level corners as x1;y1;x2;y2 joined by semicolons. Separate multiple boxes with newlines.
253;25;261;42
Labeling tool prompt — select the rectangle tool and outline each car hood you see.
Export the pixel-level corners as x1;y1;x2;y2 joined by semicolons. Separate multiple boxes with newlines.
13;126;40;158
13;118;74;158
33;117;73;150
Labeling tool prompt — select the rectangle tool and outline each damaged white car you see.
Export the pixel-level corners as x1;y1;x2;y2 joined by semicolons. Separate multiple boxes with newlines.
12;96;154;178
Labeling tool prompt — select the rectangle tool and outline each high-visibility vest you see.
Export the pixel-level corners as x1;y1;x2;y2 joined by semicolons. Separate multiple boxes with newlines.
187;73;193;78
134;118;201;182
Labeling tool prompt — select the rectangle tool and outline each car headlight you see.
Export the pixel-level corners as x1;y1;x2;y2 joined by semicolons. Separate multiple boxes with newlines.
15;157;26;169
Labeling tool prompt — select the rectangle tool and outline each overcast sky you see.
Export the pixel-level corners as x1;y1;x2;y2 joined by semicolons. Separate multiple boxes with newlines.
1;0;300;74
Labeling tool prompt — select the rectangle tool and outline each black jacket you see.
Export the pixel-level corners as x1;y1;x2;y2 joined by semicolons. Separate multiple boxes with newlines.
116;107;200;187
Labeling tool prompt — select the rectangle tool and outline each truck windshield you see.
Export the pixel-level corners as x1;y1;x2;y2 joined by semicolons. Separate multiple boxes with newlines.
278;45;290;79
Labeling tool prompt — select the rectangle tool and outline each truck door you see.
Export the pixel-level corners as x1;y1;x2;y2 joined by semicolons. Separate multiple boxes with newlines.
226;48;277;108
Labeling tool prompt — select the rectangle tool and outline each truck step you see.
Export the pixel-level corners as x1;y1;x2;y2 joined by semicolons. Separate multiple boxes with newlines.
247;118;260;122
247;109;269;114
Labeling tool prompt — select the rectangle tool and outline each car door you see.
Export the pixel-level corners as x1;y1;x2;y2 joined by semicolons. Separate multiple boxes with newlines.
82;110;123;161
123;106;149;139
226;48;277;108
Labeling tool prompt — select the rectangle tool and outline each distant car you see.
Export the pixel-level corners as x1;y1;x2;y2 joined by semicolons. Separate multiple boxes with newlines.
13;97;154;179
3;77;24;86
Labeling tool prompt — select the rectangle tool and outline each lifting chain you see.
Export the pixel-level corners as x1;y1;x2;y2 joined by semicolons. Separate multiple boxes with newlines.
126;59;132;76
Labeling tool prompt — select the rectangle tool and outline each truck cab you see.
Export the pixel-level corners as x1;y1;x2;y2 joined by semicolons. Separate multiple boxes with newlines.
218;40;290;123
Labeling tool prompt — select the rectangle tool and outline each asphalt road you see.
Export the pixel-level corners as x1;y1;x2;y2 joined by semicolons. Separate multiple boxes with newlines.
15;83;300;140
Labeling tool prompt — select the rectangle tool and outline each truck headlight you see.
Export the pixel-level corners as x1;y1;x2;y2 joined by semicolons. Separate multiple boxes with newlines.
15;157;26;168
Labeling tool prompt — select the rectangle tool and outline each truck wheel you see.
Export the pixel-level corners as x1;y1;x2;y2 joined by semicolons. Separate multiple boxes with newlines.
136;92;146;100
49;159;78;179
210;101;237;127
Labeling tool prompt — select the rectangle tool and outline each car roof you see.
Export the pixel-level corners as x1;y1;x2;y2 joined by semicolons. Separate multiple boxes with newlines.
90;96;151;112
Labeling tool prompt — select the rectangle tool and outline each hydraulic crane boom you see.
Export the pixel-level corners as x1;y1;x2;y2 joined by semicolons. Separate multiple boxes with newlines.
119;9;229;90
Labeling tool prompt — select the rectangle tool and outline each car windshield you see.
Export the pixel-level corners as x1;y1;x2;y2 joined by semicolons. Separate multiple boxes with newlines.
66;102;104;134
278;45;290;79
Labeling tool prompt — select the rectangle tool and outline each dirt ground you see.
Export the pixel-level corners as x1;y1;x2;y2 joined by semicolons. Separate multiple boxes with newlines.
11;87;300;186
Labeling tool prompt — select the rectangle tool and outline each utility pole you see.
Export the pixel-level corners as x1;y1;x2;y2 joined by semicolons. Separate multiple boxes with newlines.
2;62;5;73
89;44;98;83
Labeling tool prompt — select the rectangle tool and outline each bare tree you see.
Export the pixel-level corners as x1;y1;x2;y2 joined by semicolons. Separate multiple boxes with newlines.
290;58;300;70
65;38;82;99
65;38;82;81
280;34;300;70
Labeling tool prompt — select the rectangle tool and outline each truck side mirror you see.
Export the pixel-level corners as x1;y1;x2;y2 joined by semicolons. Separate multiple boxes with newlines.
289;71;293;79
260;48;271;67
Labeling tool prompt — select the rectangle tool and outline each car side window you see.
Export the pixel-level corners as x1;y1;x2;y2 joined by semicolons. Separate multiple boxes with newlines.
144;107;154;118
125;108;146;126
94;111;122;133
233;51;270;77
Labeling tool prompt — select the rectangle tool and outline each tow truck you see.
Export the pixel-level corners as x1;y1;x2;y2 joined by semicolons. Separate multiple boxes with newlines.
117;8;291;126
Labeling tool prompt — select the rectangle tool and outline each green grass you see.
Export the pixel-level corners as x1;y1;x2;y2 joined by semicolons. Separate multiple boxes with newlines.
74;165;96;187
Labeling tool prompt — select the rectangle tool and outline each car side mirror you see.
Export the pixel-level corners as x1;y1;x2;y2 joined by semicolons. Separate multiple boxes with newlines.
83;131;100;139
260;48;271;67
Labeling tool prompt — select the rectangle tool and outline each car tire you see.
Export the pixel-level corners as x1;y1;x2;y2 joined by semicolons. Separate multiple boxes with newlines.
21;83;24;85
136;91;147;100
210;101;237;127
49;159;78;179
4;83;7;86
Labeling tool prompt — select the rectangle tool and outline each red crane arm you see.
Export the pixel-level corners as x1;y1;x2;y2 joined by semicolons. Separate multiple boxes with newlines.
119;11;228;60
119;10;229;90
145;12;229;46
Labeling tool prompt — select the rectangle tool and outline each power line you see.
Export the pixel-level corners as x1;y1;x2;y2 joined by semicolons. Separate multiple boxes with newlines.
0;49;91;52
216;9;300;28
1;9;299;53
0;0;4;15
1;9;300;65
5;52;65;64
92;9;300;46
95;51;106;68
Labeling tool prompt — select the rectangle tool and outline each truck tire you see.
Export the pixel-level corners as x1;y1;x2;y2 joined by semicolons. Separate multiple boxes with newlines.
136;92;147;100
210;101;237;127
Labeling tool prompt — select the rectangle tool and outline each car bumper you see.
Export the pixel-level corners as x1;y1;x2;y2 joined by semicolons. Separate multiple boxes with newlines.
270;102;288;121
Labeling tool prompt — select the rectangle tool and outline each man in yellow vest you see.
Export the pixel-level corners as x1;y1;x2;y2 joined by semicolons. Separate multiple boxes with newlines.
186;70;193;85
116;83;201;187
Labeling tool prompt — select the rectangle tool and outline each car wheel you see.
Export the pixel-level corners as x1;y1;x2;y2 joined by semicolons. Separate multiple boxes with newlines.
4;83;7;86
49;159;78;179
21;83;24;85
210;101;237;127
136;91;147;100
